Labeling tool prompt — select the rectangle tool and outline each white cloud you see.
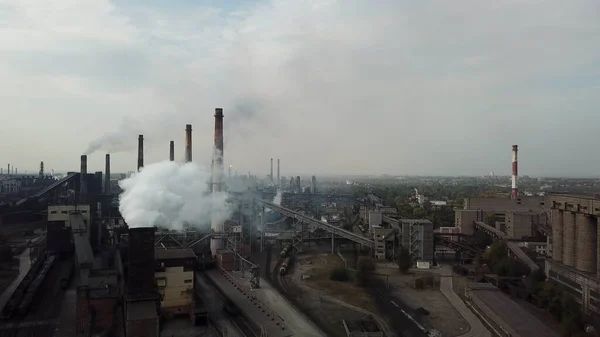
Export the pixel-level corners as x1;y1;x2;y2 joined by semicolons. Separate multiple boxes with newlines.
0;0;599;176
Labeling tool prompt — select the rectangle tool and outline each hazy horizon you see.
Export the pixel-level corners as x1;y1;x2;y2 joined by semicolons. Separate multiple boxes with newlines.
1;0;599;177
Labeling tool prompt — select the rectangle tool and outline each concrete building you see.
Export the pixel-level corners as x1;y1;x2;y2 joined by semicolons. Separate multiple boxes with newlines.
455;209;484;235
505;211;547;239
0;178;21;193
48;204;92;224
368;211;382;227
371;225;395;259
545;194;600;322
155;248;197;319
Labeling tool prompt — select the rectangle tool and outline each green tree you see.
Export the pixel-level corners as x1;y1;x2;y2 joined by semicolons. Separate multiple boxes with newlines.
483;241;507;265
397;247;411;274
355;257;375;286
412;207;426;218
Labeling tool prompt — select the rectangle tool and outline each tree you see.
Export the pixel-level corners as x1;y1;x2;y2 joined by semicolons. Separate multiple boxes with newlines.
412;207;426;218
483;241;507;265
355;257;375;286
397;247;411;274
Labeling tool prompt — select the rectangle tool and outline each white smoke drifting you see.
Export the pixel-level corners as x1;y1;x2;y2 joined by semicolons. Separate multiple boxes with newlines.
118;161;231;230
272;189;282;206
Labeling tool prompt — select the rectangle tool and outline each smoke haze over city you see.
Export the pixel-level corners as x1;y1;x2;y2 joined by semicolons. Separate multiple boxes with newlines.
1;0;599;177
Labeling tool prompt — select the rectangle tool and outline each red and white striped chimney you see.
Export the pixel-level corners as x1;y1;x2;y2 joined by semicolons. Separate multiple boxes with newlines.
511;145;518;199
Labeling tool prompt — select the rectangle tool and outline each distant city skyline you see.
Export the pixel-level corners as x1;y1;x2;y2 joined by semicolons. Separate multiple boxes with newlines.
1;1;599;177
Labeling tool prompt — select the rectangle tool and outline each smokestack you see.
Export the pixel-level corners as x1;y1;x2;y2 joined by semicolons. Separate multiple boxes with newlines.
211;108;225;256
105;154;111;194
80;155;88;202
169;141;174;161
7;164;9;175
137;135;144;171
511;145;518;199
270;158;274;182
229;165;232;180
185;124;192;162
277;159;280;186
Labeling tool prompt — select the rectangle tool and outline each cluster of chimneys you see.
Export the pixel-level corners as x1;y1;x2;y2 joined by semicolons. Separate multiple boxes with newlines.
270;158;281;185
79;108;226;204
2;164;17;175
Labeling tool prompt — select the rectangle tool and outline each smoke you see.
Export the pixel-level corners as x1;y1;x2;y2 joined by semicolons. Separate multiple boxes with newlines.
272;189;282;206
85;117;141;155
118;160;231;230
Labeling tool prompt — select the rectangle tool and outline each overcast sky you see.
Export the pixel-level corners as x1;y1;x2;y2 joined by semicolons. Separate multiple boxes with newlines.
1;0;599;177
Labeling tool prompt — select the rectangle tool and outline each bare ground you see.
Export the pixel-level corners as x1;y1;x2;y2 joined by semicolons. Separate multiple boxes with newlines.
285;253;385;337
377;265;470;337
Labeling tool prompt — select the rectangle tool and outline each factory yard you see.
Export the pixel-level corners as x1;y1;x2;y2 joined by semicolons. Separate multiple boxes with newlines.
283;252;383;337
377;265;470;337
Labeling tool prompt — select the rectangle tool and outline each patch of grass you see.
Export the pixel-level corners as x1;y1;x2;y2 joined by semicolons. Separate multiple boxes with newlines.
303;254;378;312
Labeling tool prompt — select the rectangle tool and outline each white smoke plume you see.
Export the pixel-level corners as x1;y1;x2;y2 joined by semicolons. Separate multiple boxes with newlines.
272;189;282;206
118;161;231;230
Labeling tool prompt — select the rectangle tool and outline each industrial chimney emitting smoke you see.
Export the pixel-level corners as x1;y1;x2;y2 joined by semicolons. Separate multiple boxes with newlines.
169;141;175;161
511;145;518;199
270;158;274;182
80;155;88;202
104;154;111;194
185;124;192;162
137;135;144;171
211;108;225;256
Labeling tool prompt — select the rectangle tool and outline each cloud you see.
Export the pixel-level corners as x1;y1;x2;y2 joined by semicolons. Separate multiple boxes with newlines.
0;0;599;177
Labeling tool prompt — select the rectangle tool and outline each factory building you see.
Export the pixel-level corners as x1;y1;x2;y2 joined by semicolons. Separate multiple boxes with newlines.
545;194;600;321
399;219;434;264
155;248;197;319
505;211;547;239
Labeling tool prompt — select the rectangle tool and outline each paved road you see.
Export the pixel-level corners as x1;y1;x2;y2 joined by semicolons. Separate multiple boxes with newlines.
438;267;491;337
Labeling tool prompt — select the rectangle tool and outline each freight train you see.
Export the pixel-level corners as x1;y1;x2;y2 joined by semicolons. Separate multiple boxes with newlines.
279;257;292;275
1;253;48;318
17;254;56;316
280;243;292;258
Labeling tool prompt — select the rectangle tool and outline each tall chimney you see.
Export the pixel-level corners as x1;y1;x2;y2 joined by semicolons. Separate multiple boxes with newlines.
169;141;175;161
137;135;144;171
511;145;518;199
229;165;232;180
185;124;192;162
211;108;225;256
7;164;10;175
80;155;88;202
277;159;280;186
270;158;274;182
105;154;111;194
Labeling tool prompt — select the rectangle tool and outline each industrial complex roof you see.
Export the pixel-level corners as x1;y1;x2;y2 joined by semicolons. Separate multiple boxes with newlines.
155;248;197;260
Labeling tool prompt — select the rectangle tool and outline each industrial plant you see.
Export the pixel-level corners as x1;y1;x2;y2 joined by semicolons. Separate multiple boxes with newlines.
0;115;598;337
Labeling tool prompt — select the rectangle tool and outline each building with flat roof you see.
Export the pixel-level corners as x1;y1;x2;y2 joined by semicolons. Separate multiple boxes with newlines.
155;248;197;319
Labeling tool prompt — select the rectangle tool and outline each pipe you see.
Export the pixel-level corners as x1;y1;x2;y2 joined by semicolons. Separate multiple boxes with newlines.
137;135;144;171
511;145;518;199
270;158;274;182
185;124;192;162
169;141;174;161
277;159;280;186
80;155;87;202
105;154;111;194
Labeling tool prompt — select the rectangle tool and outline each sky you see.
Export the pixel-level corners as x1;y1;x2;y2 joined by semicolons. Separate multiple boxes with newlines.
0;0;599;177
